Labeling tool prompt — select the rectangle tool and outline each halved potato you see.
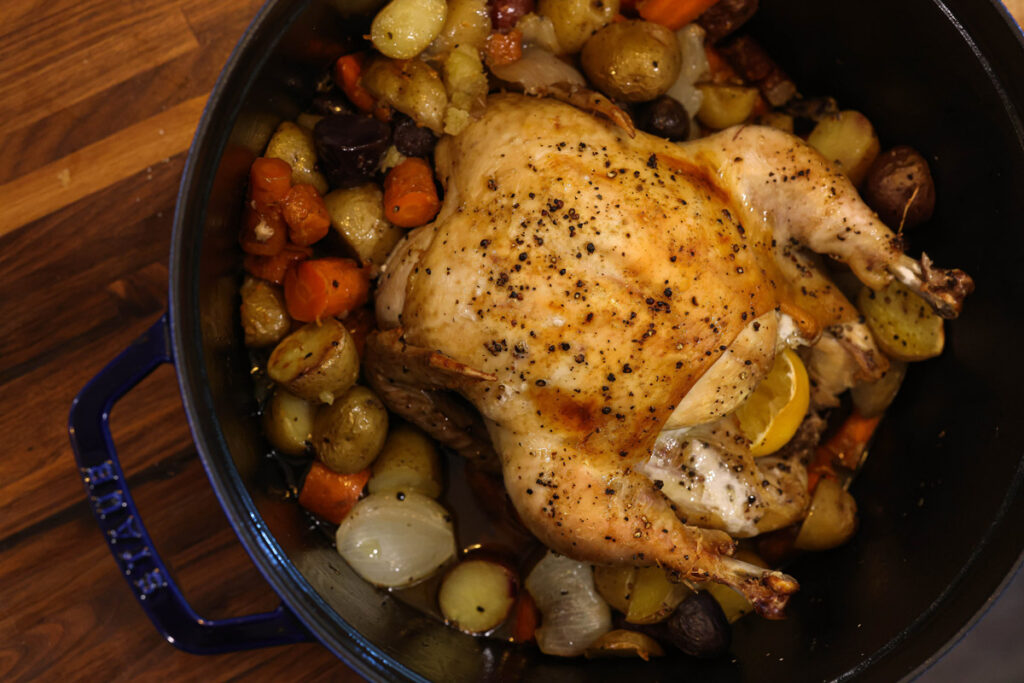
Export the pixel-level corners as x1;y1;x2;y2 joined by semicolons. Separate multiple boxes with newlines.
438;558;518;634
851;360;908;418
324;184;403;269
265;121;328;195
625;566;690;624
806;110;880;187
368;424;442;498
267;318;360;404
794;477;858;551
858;282;945;362
696;84;760;130
584;630;665;660
593;565;636;614
262;388;316;456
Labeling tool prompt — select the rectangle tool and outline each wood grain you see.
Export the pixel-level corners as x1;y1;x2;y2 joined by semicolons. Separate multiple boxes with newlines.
0;1;1020;681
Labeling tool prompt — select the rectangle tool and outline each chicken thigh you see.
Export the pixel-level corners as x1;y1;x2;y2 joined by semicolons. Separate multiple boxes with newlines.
365;94;971;618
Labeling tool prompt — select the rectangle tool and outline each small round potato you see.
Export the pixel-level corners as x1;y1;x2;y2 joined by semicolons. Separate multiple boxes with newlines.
538;0;619;55
262;388;316;455
794;477;858;551
368;424;442;498
265;121;329;195
581;20;681;103
267;318;360;404
371;0;447;59
863;146;936;230
313;385;389;474
240;276;290;348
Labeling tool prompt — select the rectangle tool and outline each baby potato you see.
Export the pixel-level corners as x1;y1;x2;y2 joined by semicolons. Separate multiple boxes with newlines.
696;84;760;129
584;630;665;660
581;20;681;103
362;57;448;135
324;184;403;269
807;110;880;187
625;566;690;624
794;477;858;551
262;388;316;455
593;565;637;614
368;424;442;498
427;0;490;56
538;0;619;55
267;318;360;404
438;558;518;634
240;276;290;348
858;281;945;362
371;0;447;59
313;385;389;474
265;121;328;195
863;146;936;230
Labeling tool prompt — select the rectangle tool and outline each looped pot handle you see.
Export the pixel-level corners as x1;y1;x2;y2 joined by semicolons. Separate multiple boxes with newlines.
68;314;311;653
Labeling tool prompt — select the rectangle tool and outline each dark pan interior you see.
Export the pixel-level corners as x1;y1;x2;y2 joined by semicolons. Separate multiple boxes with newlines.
169;0;1024;680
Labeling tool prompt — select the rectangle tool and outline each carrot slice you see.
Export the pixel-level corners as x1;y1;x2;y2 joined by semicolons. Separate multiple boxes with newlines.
382;157;441;228
484;29;523;67
282;184;331;246
335;53;376;113
298;462;371;525
243;243;313;285
807;411;882;491
284;257;370;323
239;205;287;256
511;591;539;643
638;0;720;30
249;157;292;206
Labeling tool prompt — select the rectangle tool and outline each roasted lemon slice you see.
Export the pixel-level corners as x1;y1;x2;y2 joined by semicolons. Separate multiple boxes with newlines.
734;348;810;456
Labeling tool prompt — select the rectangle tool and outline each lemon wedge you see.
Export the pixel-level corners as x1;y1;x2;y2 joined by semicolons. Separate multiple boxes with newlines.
734;348;810;456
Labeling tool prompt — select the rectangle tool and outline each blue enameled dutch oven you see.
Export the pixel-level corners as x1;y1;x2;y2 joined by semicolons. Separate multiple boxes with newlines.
69;0;1024;680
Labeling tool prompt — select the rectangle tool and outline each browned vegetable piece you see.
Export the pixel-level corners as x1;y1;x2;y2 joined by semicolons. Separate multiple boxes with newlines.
240;276;290;348
794;476;858;551
262;388;316;456
584;630;665;660
313;385;389;474
718;35;796;107
581;20;682;103
863;146;937;230
625;566;690;624
697;0;759;43
593;565;636;614
438;558;518;633
267;318;360;404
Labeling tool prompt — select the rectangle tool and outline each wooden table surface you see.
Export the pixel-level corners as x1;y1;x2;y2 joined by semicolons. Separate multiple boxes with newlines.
1;1;1021;682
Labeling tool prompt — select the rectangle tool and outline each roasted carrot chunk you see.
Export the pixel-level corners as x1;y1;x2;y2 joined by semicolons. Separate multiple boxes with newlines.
282;184;331;246
807;411;882;491
243;243;313;285
382;157;441;228
284;257;370;323
334;53;376;113
249;157;293;206
239;206;287;256
637;0;721;30
298;462;370;525
484;29;523;67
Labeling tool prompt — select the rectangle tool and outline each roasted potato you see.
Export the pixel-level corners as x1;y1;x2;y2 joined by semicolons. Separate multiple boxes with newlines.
262;388;316;456
324;184;403;269
581;20;681;103
442;44;488;135
593;565;636;614
362;56;448;135
313;385;389;474
851;360;908;418
537;0;618;55
696;84;759;129
584;630;665;660
625;566;690;624
368;424;442;498
794;477;858;551
427;0;490;55
267;318;360;404
755;110;795;133
370;0;447;59
858;281;945;362
807;110;880;187
240;276;290;348
863;146;936;229
265;121;328;195
438;558;518;634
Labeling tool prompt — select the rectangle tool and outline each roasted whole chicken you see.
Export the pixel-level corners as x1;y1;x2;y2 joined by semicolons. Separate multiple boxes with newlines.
364;94;972;618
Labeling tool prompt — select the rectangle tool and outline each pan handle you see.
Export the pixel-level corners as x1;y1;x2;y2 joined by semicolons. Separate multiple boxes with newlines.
68;314;311;653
